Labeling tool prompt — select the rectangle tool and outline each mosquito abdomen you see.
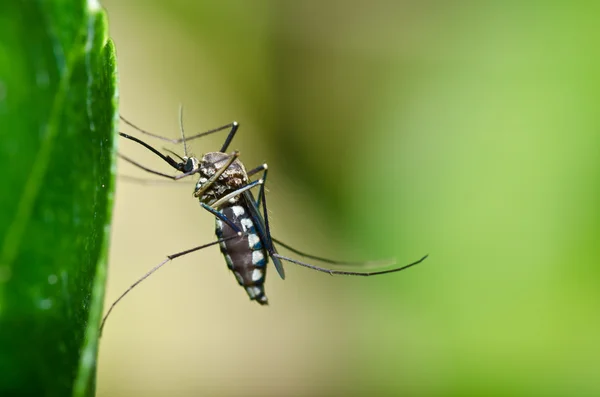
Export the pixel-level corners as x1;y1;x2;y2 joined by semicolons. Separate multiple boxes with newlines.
215;204;268;304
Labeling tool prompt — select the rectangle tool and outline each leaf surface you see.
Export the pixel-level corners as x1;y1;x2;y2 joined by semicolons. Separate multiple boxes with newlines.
0;1;118;395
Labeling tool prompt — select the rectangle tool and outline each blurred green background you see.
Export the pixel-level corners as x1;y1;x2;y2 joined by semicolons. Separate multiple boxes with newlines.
98;1;600;396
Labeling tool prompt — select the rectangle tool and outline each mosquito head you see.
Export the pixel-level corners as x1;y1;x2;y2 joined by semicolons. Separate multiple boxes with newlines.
194;152;249;205
181;156;200;173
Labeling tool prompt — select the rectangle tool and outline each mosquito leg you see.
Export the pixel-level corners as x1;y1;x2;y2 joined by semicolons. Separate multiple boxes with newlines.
245;164;425;277
201;176;272;236
120;115;238;145
246;163;268;208
219;122;240;152
247;163;267;178
244;169;285;279
99;236;238;335
200;202;242;234
271;237;395;267
272;253;428;276
210;179;264;209
238;163;285;278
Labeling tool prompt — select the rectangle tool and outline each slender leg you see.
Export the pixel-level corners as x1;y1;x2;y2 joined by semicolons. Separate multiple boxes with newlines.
200;177;269;233
254;164;385;266
245;163;427;277
256;167;272;245
249;171;286;279
271;237;395;267
247;163;267;177
239;163;271;240
272;253;429;276
200;203;242;234
236;163;285;278
121;115;239;147
211;179;264;209
246;163;268;207
99;235;239;335
219;122;239;152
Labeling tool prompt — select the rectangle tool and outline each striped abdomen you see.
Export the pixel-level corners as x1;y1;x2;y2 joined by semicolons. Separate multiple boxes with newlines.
215;204;268;304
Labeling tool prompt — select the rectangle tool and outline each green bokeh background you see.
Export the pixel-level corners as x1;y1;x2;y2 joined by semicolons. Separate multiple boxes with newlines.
99;1;600;396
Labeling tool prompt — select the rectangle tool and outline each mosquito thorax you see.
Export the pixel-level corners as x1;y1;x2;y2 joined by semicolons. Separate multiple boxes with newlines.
193;151;249;205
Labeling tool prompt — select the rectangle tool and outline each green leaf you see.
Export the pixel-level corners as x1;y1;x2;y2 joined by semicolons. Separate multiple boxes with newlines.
0;1;117;396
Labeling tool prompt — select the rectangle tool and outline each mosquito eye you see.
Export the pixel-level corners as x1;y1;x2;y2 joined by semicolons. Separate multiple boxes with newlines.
183;159;195;173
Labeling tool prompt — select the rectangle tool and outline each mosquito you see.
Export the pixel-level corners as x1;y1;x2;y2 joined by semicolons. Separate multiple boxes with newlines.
100;107;428;333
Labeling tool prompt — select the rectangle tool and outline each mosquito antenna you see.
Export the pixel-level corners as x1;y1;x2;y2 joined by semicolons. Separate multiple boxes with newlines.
272;253;428;276
178;104;189;157
100;236;238;335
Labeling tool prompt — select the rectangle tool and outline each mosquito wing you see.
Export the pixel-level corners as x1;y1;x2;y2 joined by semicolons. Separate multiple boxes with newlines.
241;190;286;279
